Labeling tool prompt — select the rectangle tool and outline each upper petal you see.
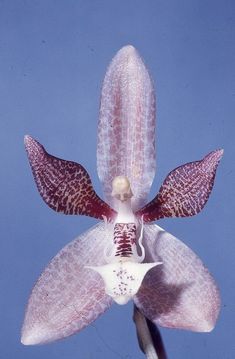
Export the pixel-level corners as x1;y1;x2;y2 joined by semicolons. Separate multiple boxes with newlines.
97;45;156;210
136;149;223;222
21;222;113;345
134;224;220;332
24;135;116;220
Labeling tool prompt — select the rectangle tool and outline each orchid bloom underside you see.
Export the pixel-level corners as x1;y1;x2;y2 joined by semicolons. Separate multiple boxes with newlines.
21;46;223;349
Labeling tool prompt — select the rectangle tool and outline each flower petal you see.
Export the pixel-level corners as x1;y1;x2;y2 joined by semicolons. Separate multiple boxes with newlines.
21;222;113;345
97;45;156;210
24;135;116;220
136;149;223;222
134;224;220;332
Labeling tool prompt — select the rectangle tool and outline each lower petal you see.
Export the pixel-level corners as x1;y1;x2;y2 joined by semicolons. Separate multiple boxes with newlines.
134;224;220;332
21;222;113;345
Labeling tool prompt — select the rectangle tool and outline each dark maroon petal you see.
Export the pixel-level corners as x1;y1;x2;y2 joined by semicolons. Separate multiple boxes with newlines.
21;222;113;345
24;135;116;220
136;149;223;222
134;224;221;332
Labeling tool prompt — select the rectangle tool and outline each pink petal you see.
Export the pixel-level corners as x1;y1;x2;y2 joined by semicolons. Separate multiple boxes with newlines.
134;224;220;332
97;45;156;211
136;149;223;222
21;222;113;345
24;135;116;220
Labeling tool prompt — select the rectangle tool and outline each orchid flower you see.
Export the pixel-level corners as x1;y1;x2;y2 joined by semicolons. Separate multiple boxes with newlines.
21;46;223;357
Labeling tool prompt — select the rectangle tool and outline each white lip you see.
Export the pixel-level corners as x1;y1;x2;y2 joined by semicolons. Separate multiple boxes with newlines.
86;261;162;305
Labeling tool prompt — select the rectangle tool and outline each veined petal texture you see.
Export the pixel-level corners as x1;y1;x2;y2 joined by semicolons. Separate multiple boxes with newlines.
25;135;116;220
21;222;113;345
137;149;223;222
97;45;156;211
134;224;220;332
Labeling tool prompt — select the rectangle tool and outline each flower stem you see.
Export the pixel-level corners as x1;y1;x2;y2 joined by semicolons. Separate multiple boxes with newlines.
133;306;167;359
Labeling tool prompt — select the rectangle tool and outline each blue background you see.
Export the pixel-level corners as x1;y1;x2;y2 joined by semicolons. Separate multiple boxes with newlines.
1;1;234;358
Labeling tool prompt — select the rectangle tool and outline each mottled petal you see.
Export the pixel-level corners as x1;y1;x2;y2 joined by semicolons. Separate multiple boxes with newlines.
97;45;156;210
25;135;116;220
21;222;113;345
136;150;223;222
134;224;220;332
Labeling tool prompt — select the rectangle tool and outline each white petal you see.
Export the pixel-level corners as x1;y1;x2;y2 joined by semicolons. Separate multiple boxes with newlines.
97;45;156;211
21;222;113;345
134;224;220;332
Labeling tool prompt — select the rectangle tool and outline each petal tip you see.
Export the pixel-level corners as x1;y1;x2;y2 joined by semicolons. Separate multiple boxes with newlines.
24;135;36;151
21;333;33;346
116;45;140;61
216;148;224;159
24;135;43;156
199;319;216;333
120;44;137;53
24;134;31;145
21;325;51;345
202;148;224;173
209;148;224;161
21;331;40;346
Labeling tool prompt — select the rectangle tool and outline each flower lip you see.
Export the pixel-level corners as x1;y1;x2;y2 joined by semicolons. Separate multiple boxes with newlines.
113;295;131;305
